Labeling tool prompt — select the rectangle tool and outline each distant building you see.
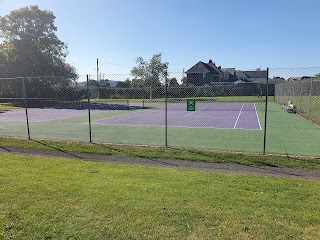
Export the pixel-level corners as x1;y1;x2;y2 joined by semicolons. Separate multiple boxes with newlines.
287;76;312;81
185;60;268;86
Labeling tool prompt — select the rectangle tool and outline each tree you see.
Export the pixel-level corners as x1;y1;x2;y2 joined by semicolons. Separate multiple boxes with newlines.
0;5;77;96
88;80;100;87
131;53;168;87
168;78;180;87
315;73;320;78
131;79;144;88
181;76;187;86
100;79;110;87
116;79;132;88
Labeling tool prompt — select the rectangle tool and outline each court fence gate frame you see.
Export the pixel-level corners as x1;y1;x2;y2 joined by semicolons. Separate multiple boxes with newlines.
0;67;319;157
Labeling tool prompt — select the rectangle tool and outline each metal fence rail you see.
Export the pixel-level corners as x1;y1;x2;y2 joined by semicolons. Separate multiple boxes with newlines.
0;68;319;157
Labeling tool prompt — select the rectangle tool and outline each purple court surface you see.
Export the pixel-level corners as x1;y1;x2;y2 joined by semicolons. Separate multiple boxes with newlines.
0;103;261;130
0;108;101;122
95;103;261;130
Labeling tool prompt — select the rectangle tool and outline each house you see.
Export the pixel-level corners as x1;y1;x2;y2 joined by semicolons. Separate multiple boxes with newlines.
185;60;268;86
185;60;236;86
234;69;268;82
287;76;312;81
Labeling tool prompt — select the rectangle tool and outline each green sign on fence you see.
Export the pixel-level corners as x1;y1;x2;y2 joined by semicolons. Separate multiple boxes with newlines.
187;99;195;111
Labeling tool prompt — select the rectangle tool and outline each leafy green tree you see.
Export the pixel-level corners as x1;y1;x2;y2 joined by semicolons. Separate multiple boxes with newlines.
168;78;179;87
100;79;110;87
131;79;144;88
315;73;320;78
88;80;99;87
0;5;77;97
181;76;187;86
116;79;132;88
131;53;168;87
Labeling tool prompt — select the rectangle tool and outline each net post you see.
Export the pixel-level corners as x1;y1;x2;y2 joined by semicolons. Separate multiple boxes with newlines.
263;68;269;155
22;77;31;140
87;74;92;143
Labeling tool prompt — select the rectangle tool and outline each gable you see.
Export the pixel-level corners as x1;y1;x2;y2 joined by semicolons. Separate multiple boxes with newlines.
186;61;222;75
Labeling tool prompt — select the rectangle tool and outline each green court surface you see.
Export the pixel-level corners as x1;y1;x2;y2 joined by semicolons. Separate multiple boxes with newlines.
0;101;319;157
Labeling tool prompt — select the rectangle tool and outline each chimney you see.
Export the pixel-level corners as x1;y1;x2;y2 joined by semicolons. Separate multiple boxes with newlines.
209;59;212;63
218;65;221;69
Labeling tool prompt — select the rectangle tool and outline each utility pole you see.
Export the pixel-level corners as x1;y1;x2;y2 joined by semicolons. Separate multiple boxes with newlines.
96;58;99;82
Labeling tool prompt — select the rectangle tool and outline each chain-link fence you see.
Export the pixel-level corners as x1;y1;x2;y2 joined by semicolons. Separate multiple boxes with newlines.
0;68;319;157
275;77;320;125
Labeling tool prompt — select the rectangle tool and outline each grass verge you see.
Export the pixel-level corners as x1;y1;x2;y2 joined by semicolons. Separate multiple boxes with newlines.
1;137;320;169
0;103;19;111
1;153;320;239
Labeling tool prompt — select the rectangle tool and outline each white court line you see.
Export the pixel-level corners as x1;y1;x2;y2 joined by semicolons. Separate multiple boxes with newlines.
254;104;262;130
233;103;245;129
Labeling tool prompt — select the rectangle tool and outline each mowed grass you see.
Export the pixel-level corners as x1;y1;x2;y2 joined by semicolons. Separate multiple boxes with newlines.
1;137;320;169
0;103;19;111
1;153;320;239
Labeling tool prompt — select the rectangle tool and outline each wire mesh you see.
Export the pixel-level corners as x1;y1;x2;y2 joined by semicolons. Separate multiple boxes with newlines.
0;68;319;157
272;68;320;156
0;77;27;138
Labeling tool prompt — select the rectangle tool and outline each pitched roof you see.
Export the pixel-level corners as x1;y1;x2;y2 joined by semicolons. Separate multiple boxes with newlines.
235;70;247;78
242;70;268;78
186;61;223;74
287;76;311;81
221;68;236;75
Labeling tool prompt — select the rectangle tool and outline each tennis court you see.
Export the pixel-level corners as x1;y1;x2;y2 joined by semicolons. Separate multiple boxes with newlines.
1;72;319;157
95;102;261;130
1;99;319;156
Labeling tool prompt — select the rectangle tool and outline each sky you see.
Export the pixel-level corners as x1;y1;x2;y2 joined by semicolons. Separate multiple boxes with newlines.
0;0;320;81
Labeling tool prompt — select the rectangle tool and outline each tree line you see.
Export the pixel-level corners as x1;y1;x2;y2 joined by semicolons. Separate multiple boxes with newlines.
0;5;180;96
0;6;78;97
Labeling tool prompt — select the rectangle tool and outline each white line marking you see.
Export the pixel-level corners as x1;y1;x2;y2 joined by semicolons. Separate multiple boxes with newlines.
233;103;245;129
253;104;262;130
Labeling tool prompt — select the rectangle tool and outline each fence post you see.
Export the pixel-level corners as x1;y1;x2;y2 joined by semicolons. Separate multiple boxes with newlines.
22;77;31;140
87;75;92;143
263;68;269;155
299;82;303;112
165;72;168;147
308;78;314;116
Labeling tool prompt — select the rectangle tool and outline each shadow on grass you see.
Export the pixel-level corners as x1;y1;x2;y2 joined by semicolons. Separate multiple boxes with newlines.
33;140;86;160
91;142;179;167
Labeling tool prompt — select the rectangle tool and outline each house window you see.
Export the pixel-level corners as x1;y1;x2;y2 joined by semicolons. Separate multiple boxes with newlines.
224;72;229;80
203;73;206;78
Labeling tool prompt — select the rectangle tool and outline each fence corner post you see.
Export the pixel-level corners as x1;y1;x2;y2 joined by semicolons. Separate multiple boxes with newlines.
263;68;269;155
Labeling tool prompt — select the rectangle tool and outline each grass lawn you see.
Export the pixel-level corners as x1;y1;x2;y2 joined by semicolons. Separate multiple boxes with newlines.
0;103;19;111
1;137;320;169
1;153;320;239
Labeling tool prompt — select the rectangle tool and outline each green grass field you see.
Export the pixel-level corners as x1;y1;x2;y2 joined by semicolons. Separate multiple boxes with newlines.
275;95;320;126
0;103;19;111
2;137;320;169
1;153;320;239
0;99;319;157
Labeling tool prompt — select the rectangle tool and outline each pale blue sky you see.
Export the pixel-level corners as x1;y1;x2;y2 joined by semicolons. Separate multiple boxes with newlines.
1;0;319;78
